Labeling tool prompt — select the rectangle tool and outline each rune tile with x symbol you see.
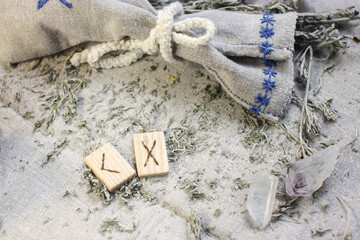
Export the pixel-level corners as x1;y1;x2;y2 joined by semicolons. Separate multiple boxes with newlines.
133;132;169;177
142;140;159;167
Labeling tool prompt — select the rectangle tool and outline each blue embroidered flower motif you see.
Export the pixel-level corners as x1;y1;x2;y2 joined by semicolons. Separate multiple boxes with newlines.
262;78;276;92
260;26;275;39
261;13;276;26
255;92;271;106
259;40;274;55
250;105;261;115
37;0;72;10
263;67;277;78
262;58;277;68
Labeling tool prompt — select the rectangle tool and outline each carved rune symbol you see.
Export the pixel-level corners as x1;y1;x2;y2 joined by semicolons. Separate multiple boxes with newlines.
101;153;121;174
142;140;159;167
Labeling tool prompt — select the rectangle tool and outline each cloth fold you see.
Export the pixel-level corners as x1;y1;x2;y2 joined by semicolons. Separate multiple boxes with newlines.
0;0;297;119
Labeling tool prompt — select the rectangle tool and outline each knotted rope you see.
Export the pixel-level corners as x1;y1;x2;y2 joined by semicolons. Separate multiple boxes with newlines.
70;2;215;69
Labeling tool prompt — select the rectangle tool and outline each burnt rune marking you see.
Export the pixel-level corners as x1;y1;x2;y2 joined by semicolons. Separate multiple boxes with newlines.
142;140;159;167
101;153;121;174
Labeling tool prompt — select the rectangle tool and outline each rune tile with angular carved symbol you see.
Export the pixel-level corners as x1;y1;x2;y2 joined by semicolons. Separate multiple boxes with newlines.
84;143;136;192
133;131;169;177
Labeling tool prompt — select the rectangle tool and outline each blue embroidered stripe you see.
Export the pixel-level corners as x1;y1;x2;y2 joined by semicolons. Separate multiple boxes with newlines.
250;13;277;116
37;0;72;10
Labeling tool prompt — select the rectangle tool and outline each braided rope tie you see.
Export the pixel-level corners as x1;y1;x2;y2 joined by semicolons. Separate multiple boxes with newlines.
70;2;215;69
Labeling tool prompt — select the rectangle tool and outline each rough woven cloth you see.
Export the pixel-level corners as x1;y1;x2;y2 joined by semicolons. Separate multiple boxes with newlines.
1;0;360;239
0;0;297;120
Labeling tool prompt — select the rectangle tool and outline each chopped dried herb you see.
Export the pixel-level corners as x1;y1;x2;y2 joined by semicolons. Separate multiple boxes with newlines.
63;190;78;198
214;209;221;217
311;228;332;237
232;178;248;190
166;126;196;162
191;192;205;200
40;78;90;129
145;62;159;72
83;167;112;205
28;58;42;70
43;138;69;167
99;218;124;233
166;74;180;85
14;92;21;102
22;111;34;120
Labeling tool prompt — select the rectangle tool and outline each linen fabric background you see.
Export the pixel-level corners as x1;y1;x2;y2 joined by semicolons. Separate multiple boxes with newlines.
0;0;297;119
1;1;360;239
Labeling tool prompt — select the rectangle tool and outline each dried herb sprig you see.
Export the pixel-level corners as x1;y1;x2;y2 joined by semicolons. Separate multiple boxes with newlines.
183;0;261;14
292;94;339;133
263;0;299;13
182;0;300;14
297;7;360;29
308;98;338;122
295;24;359;58
295;46;318;157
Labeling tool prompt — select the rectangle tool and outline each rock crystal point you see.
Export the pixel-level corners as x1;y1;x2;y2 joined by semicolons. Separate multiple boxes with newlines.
285;145;340;197
246;172;278;229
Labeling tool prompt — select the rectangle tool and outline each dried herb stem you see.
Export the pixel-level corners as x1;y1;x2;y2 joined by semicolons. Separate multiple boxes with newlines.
337;196;350;240
299;46;312;156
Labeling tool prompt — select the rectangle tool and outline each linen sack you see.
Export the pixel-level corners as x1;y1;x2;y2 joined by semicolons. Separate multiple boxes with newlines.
0;0;297;120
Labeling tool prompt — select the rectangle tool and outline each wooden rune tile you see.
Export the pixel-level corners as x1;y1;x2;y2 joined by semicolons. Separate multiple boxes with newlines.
133;131;169;177
84;143;136;192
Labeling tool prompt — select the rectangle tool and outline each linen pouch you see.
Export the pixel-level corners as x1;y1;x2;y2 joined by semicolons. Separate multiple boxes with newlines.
0;0;297;120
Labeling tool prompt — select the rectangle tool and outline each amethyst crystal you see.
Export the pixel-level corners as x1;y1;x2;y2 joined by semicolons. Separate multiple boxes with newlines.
285;145;340;197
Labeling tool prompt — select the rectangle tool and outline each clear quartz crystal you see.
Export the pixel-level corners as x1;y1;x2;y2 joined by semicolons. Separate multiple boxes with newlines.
285;145;340;197
246;172;278;229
